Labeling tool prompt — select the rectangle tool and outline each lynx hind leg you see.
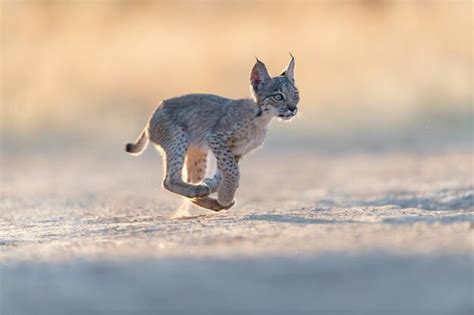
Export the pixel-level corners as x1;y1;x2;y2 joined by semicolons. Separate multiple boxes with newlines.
185;148;207;184
161;134;210;198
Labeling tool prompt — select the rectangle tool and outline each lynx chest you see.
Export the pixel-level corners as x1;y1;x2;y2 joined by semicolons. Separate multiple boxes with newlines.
230;121;269;157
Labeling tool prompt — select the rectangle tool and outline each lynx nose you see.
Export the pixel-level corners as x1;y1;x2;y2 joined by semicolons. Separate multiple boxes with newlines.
288;106;297;114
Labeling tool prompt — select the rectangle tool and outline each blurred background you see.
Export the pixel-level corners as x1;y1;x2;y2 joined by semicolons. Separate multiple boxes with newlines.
1;0;472;153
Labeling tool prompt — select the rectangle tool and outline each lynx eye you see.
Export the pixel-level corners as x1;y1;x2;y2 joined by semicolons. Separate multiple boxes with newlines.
272;94;284;102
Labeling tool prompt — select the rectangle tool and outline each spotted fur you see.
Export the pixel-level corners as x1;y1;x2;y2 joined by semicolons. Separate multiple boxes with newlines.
125;56;299;211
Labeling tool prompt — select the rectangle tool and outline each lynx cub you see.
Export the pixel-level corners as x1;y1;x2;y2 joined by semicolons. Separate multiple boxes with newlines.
125;56;299;211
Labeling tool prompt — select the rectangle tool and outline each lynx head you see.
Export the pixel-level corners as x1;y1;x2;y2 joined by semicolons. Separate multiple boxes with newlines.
250;55;299;121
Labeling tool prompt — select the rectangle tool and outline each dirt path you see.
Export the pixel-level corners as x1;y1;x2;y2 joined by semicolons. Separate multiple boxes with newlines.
1;151;472;314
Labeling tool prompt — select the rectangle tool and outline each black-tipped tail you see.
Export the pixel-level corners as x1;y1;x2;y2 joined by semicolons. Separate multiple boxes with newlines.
125;130;149;156
125;143;136;153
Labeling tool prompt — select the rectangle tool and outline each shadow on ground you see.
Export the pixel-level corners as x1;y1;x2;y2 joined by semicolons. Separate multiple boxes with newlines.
246;214;358;224
316;188;473;211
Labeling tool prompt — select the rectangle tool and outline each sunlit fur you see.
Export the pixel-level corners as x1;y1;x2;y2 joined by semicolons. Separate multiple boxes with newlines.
125;56;299;211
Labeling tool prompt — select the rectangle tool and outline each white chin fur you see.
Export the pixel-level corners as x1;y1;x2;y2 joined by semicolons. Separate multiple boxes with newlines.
278;115;294;121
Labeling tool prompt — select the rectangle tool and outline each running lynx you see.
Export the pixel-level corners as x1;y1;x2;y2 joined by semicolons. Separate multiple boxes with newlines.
125;56;299;211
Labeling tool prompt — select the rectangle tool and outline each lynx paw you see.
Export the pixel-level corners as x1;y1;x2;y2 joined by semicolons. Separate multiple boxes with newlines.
190;197;235;211
184;184;211;198
203;174;222;193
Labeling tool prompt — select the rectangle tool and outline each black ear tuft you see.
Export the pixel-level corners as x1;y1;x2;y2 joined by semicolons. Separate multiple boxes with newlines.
280;54;295;82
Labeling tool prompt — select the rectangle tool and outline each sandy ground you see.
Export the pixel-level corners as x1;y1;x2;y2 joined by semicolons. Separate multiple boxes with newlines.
1;149;473;314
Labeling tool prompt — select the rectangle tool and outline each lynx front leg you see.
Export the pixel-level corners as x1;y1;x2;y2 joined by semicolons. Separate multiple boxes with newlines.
202;155;240;193
203;154;241;193
206;135;239;208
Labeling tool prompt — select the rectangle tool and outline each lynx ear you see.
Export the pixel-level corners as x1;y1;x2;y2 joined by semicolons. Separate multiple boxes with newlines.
281;54;295;82
250;58;271;91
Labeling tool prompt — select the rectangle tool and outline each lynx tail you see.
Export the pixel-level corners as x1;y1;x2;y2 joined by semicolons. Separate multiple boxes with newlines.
125;129;149;156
